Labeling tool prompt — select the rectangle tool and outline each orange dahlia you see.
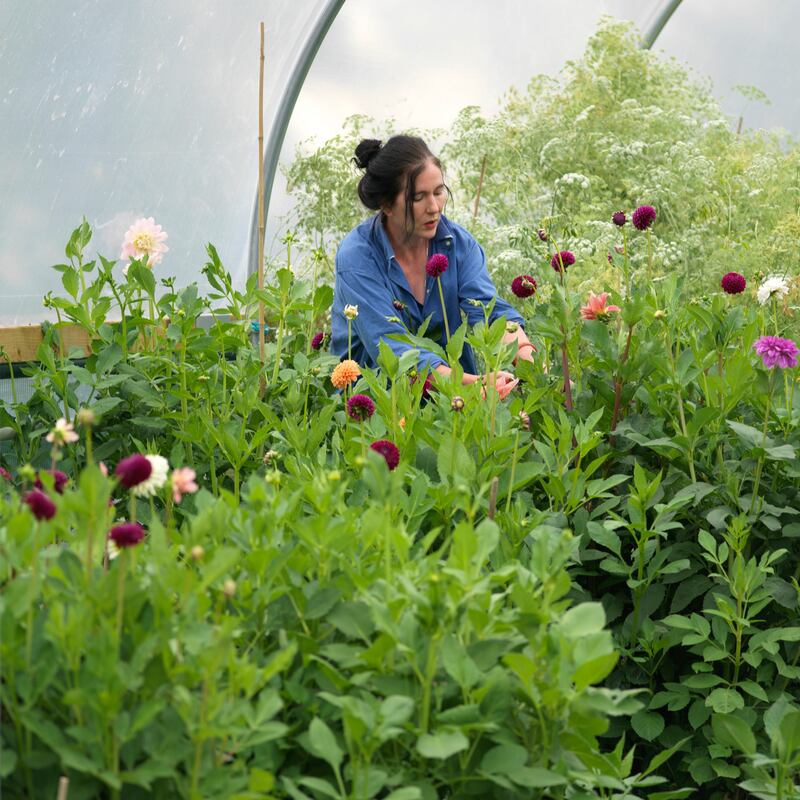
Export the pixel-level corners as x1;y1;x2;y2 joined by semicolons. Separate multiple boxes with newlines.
331;359;361;389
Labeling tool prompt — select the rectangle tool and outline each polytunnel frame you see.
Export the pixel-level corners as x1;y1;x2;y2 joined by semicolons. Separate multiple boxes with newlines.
246;0;684;279
247;0;346;278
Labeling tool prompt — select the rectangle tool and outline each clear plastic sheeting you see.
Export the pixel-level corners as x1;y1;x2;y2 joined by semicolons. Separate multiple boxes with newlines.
1;0;336;324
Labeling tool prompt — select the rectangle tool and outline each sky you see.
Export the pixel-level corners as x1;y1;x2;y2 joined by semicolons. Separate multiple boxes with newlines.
2;0;798;323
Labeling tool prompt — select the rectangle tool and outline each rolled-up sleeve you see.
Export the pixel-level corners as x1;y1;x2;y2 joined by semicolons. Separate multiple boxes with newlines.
457;239;525;328
336;270;446;372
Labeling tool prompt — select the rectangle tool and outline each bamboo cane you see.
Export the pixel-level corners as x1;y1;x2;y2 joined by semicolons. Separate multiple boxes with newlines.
56;776;69;800
257;22;266;394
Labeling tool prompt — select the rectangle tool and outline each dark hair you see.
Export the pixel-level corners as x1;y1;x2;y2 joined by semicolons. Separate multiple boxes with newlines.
353;135;445;228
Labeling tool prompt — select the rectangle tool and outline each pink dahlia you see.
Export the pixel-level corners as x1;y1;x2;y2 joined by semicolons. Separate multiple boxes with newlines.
24;490;57;521
347;393;376;421
753;336;799;369
551;251;575;273
632;205;657;231
120;217;169;267
35;469;69;495
426;254;448;278
171;467;198;504
580;292;621;321
370;439;400;470
109;522;146;548
511;275;537;298
612;211;627;227
115;454;152;489
721;272;746;295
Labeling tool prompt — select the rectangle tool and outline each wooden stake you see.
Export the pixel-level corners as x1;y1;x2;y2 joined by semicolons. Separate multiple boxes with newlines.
472;154;487;224
56;776;69;800
257;22;267;393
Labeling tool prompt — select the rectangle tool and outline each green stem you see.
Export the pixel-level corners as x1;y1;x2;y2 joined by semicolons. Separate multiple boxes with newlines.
419;636;439;733
437;276;450;342
749;373;775;514
505;429;521;512
347;318;352;361
115;550;127;652
272;298;285;384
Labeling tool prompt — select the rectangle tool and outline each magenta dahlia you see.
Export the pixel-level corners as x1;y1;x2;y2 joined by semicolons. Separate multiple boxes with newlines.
632;205;657;231
612;211;627;226
511;275;537;298
426;254;448;278
721;272;746;295
370;439;400;470
115;454;152;489
34;469;69;495
753;336;799;369
24;490;56;521
550;251;575;273
311;331;327;350
347;393;376;421
109;522;146;548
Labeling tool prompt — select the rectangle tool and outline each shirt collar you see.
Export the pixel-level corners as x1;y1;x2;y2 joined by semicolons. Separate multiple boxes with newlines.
370;213;454;265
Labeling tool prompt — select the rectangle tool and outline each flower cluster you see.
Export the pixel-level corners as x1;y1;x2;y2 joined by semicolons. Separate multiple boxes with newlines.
720;272;746;295
311;331;328;351
370;440;400;470
25;490;56;521
115;454;169;497
632;205;657;231
347;394;375;421
109;522;146;548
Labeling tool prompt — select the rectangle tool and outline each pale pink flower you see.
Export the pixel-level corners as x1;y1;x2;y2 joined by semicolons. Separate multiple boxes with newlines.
120;217;169;267
99;461;109;477
45;417;79;445
171;467;198;503
482;377;520;401
580;292;621;321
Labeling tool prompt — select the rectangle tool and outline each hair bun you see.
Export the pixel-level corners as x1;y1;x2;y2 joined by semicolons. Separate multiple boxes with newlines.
353;138;382;170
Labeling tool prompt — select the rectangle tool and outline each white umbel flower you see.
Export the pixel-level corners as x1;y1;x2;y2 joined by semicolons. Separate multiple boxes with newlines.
757;276;789;306
132;454;170;497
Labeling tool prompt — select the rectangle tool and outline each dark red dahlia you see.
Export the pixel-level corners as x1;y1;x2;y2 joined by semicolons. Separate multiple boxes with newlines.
24;490;56;521
370;440;400;470
426;254;448;278
537;229;548;242
109;522;146;548
115;454;152;489
34;469;69;495
632;205;657;231
347;393;376;421
511;275;537;298
721;272;746;295
550;251;576;272
612;211;627;227
311;331;327;350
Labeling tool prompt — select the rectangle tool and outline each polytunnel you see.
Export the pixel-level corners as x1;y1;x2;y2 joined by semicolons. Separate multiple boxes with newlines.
2;0;798;329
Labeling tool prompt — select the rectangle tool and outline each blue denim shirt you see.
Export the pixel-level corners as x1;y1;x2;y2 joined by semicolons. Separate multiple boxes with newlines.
332;214;524;374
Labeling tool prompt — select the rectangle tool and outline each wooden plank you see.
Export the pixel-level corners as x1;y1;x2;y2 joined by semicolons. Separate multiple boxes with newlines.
0;324;93;364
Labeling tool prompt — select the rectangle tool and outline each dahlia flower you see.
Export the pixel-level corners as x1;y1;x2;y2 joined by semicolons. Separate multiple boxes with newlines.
753;336;799;369
109;522;145;548
721;272;746;294
550;251;575;272
347;394;376;421
0;466;11;481
632;205;657;231
370;440;400;470
451;396;465;412
612;211;627;227
115;454;152;489
580;292;621;321
171;467;198;504
34;470;69;495
511;275;537;298
331;359;361;390
24;490;57;521
757;276;790;306
46;417;79;446
311;331;327;350
120;217;168;267
132;455;170;498
537;229;548;242
426;254;448;278
343;304;359;320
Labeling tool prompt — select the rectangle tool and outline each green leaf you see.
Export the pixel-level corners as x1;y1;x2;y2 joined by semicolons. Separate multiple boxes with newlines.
384;790;422;800
558;602;606;638
416;729;469;759
631;710;665;741
572;652;619;690
511;767;568;788
248;768;275;792
738;680;768;702
307;717;343;770
706;688;745;713
436;437;475;485
480;743;528;774
711;714;756;754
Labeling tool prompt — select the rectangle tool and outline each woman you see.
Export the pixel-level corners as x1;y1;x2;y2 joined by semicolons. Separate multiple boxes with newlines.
332;135;535;387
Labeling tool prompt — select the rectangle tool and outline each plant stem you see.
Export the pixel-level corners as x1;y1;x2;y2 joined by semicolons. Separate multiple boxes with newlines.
749;372;775;514
437;276;450;342
505;429;521;512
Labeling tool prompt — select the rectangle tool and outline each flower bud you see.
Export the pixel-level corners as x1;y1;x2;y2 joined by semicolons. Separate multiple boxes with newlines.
343;304;359;320
223;579;236;598
654;309;667;320
451;396;465;412
77;407;96;427
190;545;205;561
505;321;519;333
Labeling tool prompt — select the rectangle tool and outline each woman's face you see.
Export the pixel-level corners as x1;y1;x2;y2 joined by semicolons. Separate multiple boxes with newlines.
384;160;447;240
